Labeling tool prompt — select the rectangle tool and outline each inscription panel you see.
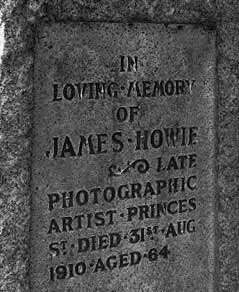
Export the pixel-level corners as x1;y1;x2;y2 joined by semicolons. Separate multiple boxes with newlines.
31;23;216;292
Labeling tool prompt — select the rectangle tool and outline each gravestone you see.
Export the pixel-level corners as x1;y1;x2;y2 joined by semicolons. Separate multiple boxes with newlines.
31;23;215;292
0;2;239;292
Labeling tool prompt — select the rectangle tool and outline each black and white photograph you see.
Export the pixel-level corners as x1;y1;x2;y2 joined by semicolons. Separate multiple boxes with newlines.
0;1;238;292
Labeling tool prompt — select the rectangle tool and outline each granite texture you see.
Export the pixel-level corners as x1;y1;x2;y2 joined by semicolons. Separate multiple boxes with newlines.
0;1;238;292
31;22;215;292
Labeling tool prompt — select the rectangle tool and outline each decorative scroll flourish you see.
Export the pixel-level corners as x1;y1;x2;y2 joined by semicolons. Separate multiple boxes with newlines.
109;159;150;177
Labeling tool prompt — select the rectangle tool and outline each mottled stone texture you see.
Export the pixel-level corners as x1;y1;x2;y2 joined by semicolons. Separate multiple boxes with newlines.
31;23;216;292
0;1;238;292
217;22;239;292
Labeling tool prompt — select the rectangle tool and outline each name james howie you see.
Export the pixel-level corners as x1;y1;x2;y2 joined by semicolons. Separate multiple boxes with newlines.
46;126;198;158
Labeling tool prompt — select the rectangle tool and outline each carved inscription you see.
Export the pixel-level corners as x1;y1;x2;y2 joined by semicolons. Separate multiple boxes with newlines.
44;55;198;279
31;23;215;292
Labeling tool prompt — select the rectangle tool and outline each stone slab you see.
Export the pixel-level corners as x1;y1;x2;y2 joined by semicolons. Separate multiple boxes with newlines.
30;23;216;292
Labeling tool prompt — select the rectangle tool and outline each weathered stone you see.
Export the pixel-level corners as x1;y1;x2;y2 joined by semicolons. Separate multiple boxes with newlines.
0;1;238;292
30;23;216;292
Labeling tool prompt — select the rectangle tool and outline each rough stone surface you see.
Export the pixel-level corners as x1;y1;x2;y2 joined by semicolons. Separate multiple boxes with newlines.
31;22;215;292
0;1;238;292
217;22;239;292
